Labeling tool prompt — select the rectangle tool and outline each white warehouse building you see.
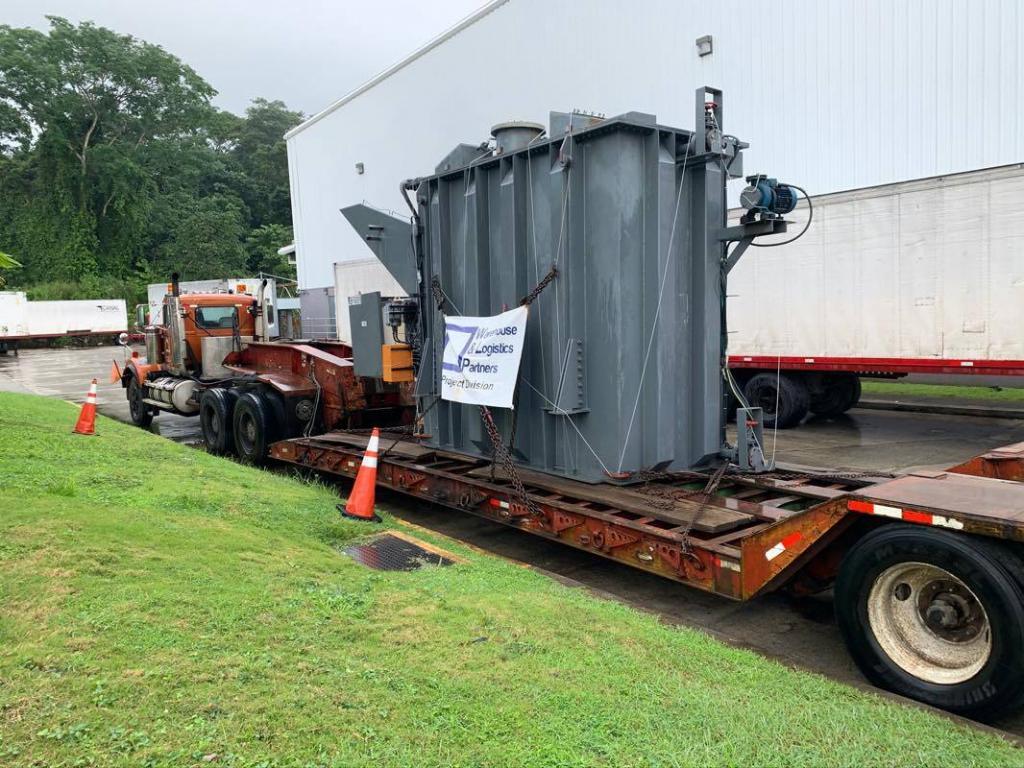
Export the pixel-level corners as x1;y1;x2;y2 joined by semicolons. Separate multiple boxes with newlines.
285;0;1024;337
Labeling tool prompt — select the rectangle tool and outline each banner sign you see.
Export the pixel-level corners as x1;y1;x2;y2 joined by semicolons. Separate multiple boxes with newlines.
440;306;528;408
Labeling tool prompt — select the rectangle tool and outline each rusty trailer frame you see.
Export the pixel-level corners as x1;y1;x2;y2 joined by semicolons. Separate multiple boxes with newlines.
271;433;1024;601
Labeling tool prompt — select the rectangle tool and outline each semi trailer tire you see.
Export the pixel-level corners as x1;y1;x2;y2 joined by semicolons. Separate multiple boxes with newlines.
845;376;862;410
126;374;154;428
742;373;809;429
810;374;861;417
835;524;1024;719
232;391;278;466
200;389;236;455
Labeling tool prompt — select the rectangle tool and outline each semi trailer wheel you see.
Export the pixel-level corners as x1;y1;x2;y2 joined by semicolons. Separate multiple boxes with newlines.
232;391;278;465
200;389;236;455
835;524;1024;719
126;374;154;428
742;373;809;429
810;374;861;417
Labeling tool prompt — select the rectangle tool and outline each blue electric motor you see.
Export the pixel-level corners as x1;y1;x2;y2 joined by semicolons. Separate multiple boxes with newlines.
740;175;799;216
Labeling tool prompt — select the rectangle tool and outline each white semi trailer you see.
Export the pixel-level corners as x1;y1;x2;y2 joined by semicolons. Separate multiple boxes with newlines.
728;163;1024;426
0;291;127;352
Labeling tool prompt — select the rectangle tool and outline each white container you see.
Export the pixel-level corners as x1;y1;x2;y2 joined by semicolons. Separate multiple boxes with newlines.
728;164;1024;365
333;258;407;344
0;292;126;340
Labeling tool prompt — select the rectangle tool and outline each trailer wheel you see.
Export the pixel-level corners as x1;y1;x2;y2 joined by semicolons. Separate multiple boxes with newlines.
126;374;154;428
845;376;862;410
232;391;278;466
200;389;236;455
810;374;860;417
743;373;809;429
835;524;1024;719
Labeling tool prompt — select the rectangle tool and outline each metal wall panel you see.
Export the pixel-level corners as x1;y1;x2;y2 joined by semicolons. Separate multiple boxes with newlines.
287;0;1024;293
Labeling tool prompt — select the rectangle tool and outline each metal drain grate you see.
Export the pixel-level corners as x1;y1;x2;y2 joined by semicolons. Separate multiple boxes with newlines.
343;532;456;571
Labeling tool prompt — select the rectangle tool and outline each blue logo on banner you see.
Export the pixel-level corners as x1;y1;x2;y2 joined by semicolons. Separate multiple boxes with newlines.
442;323;479;372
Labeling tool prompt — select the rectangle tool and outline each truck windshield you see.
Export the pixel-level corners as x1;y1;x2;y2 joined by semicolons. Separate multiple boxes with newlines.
194;306;237;329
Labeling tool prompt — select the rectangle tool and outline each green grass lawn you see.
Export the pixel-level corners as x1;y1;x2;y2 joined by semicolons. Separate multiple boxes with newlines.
862;380;1024;402
0;391;1019;767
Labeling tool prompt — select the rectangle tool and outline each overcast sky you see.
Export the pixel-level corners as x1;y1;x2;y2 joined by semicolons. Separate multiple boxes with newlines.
2;0;484;118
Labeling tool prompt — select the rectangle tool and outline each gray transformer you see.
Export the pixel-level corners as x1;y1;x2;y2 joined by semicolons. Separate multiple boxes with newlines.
345;88;780;484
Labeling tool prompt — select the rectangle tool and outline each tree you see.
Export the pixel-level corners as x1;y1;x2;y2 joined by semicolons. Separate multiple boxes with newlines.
231;99;303;229
0;16;216;279
0;18;303;299
245;223;296;279
152;193;248;278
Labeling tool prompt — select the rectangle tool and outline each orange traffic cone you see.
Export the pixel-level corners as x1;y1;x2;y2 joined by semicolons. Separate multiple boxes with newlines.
109;359;121;384
341;427;382;522
73;379;99;436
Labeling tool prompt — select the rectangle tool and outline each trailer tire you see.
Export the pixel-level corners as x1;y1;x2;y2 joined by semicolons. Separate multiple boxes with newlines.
232;391;278;466
743;373;809;429
126;373;154;428
810;374;860;417
845;376;862;411
835;524;1024;719
200;389;236;455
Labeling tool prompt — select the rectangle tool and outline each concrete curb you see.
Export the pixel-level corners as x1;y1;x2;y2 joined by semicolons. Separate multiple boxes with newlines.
855;399;1024;420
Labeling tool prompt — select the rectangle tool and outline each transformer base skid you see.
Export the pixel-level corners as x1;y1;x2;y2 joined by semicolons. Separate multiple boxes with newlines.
266;430;970;601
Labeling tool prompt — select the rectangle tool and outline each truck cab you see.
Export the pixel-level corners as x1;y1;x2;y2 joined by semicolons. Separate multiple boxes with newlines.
120;274;413;463
151;292;261;379
123;277;273;425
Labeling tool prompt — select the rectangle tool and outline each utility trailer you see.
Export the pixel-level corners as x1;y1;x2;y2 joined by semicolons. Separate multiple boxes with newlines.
237;89;1024;718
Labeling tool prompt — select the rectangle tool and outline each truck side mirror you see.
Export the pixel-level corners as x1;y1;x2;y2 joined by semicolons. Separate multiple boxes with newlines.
135;304;147;328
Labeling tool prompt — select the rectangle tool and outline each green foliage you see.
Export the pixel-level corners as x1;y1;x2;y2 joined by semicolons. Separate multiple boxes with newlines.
0;249;19;287
245;222;296;279
0;17;302;302
861;380;1024;403
22;275;148;307
232;99;303;229
0;390;1021;767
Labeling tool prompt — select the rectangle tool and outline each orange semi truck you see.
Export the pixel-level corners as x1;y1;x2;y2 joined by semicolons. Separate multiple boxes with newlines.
120;273;410;462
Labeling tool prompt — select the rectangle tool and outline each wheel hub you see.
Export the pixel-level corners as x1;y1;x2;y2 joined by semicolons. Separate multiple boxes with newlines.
919;581;983;642
868;562;991;685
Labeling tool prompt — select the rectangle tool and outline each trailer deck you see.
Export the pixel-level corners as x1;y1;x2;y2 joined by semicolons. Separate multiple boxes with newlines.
268;430;1024;602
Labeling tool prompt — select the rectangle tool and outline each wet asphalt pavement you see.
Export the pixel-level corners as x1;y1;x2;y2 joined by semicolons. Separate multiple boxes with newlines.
5;345;1024;735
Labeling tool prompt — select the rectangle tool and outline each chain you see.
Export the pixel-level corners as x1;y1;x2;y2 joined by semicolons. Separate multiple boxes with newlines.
637;463;729;559
433;265;557;312
520;264;558;306
678;463;728;556
427;265;558;515
479;405;542;517
430;276;446;311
